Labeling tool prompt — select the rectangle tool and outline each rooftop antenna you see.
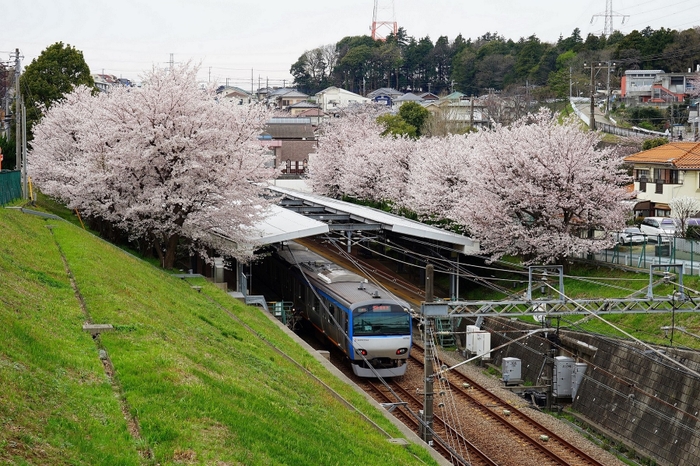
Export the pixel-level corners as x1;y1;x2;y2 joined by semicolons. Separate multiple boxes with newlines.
591;0;629;37
371;0;397;41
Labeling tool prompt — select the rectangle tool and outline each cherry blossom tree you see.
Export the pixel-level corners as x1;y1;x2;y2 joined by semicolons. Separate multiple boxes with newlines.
309;105;416;205
30;63;275;268
454;109;633;264
687;73;700;99
400;134;472;225
310;105;632;265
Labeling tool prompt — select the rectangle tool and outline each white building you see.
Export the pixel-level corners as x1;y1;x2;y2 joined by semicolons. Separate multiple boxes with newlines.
314;87;370;114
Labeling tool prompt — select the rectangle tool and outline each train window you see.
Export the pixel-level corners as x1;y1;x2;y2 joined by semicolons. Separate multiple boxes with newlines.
352;304;411;336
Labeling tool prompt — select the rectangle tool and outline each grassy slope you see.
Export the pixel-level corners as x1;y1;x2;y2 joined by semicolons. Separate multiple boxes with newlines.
458;257;700;350
0;208;437;466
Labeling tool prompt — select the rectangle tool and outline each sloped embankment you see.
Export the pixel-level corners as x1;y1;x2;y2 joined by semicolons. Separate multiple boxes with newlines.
0;208;437;465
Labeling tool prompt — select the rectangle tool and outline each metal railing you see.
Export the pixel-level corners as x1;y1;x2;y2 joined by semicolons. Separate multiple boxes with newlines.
586;236;700;275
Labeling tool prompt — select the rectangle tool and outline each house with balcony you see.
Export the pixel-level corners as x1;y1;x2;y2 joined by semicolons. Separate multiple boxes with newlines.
624;142;700;218
621;69;698;106
261;117;316;177
266;88;309;111
422;92;488;130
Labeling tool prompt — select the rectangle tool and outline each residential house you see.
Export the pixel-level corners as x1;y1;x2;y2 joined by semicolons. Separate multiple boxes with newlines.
367;87;403;107
392;92;424;108
295;107;326;126
288;101;319;117
216;85;254;104
624;142;700;218
315;86;370;114
261;117;316;177
416;92;439;101
92;74;118;92
268;88;309;111
426;92;488;130
621;69;699;106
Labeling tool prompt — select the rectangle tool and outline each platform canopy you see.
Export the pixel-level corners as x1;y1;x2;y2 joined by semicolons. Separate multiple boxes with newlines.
243;204;329;245
267;186;480;255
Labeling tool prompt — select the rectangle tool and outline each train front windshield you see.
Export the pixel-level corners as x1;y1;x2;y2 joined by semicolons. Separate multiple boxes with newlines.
352;304;411;336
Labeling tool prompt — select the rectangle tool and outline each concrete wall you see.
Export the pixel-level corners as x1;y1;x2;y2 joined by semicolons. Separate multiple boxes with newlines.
474;318;700;466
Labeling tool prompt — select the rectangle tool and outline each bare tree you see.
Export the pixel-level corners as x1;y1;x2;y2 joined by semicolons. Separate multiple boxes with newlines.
670;196;700;237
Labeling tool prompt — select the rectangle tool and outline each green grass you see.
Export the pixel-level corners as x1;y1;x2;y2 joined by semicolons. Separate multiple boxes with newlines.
459;258;700;350
0;208;438;465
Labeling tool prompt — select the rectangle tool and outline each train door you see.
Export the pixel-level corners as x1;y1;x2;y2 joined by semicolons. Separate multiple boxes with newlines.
307;288;323;329
326;302;344;347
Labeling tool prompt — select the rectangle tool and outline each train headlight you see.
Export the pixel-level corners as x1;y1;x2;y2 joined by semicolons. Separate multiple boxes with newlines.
396;348;408;355
357;349;368;356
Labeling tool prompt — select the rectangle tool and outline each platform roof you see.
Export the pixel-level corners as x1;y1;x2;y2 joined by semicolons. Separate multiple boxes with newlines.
245;204;329;245
267;186;480;255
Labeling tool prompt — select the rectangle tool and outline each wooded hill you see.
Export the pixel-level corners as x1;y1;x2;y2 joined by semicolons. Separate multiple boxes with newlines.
291;26;700;100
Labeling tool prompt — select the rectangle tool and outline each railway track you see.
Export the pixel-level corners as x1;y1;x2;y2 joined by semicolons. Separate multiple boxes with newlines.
297;237;611;465
408;344;606;466
363;378;498;466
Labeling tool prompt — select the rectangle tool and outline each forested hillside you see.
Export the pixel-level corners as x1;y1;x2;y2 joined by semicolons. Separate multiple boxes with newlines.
291;26;700;100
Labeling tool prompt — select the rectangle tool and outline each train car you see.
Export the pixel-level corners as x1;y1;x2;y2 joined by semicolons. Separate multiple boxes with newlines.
271;241;412;378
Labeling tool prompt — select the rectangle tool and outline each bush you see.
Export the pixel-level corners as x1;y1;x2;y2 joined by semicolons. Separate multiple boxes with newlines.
642;137;669;150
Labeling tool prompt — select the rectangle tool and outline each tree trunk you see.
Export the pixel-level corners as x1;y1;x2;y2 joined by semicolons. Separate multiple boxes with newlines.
163;233;180;269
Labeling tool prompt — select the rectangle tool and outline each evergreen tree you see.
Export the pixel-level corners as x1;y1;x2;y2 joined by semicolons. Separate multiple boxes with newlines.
19;42;94;142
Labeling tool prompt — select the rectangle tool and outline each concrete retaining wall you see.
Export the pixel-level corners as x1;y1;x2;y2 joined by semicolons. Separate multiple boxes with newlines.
474;318;700;466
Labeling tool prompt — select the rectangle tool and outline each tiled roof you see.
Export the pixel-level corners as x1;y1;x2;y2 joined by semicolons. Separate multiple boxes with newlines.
265;122;315;139
395;93;423;102
298;108;326;117
367;87;403;98
623;142;700;169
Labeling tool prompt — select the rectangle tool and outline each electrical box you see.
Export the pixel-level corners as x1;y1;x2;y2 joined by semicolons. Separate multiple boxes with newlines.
552;356;575;398
472;331;491;360
572;362;587;399
465;325;480;351
502;357;521;384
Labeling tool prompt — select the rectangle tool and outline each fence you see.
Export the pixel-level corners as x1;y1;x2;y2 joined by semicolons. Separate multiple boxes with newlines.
583;236;700;276
0;170;21;205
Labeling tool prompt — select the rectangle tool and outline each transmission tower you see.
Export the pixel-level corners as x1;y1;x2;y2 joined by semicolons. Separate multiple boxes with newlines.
591;0;629;37
371;0;397;41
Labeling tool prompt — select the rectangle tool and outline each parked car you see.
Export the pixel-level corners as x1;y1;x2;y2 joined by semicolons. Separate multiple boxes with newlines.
639;217;676;243
612;227;648;245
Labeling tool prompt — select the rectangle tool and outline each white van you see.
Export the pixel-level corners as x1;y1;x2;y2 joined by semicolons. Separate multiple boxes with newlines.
639;217;676;242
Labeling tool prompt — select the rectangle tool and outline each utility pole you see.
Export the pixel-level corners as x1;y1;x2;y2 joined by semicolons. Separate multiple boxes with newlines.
21;97;27;200
588;63;596;130
470;96;474;128
13;49;21;173
606;61;616;115
583;62;613;130
421;264;434;445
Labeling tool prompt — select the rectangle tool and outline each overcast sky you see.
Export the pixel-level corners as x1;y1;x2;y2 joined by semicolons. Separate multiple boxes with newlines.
2;0;699;89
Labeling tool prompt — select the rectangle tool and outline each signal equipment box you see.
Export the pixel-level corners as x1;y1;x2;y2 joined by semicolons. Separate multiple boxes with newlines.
572;362;588;399
553;356;575;398
502;357;522;385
